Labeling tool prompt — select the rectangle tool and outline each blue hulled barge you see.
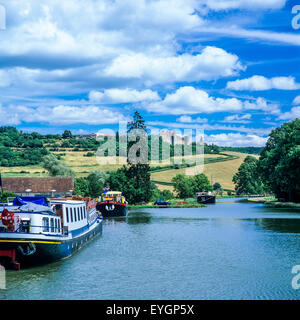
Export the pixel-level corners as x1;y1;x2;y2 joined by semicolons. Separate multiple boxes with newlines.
0;196;102;270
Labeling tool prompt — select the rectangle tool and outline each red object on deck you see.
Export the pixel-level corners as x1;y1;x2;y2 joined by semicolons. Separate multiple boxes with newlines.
0;209;15;232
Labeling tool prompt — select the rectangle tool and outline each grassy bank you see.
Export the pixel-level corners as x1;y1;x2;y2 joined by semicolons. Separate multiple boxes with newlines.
245;197;300;209
129;203;205;209
129;197;205;209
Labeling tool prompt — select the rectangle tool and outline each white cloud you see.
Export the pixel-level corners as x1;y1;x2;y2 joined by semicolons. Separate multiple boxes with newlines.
243;97;280;114
147;120;273;136
0;104;129;125
201;0;287;10
293;96;300;105
143;86;278;115
105;47;244;85
89;88;160;104
277;107;300;121
176;115;208;123
195;26;300;46
223;113;252;123
205;133;268;147
227;75;300;91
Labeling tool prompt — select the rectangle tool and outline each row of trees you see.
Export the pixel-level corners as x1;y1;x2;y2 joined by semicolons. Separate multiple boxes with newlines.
171;173;212;199
233;119;300;202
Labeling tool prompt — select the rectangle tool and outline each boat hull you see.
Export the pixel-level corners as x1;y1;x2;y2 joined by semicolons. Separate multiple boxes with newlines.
97;201;128;218
0;218;102;268
197;195;216;204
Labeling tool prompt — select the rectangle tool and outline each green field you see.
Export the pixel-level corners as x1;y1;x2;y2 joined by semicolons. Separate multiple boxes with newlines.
0;149;256;193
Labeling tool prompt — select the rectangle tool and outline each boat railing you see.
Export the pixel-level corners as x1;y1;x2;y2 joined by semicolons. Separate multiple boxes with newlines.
0;224;67;236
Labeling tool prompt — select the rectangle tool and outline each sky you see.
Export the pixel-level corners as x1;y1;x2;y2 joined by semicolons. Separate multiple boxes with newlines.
0;0;299;146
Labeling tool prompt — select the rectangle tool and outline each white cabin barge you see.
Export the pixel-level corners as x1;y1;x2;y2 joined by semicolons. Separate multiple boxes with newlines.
0;196;102;270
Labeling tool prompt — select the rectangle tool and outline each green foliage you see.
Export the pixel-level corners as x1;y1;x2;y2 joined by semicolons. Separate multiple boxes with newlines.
106;163;152;204
87;170;109;198
172;173;212;199
258;119;300;202
213;182;222;190
233;156;266;195
41;154;74;177
73;171;109;198
62;130;73;139
73;177;90;197
171;174;194;199
220;146;263;155
127;111;147;132
192;173;212;192
0;127;49;166
150;185;174;202
102;111;152;204
0;191;18;202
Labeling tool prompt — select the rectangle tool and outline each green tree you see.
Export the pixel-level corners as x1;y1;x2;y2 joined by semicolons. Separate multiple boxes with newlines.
111;111;152;204
0;191;18;202
127;111;147;132
172;174;194;199
87;170;109;198
41;154;74;176
213;182;221;190
233;156;266;195
258;119;300;202
73;177;89;197
191;173;212;193
62;130;72;139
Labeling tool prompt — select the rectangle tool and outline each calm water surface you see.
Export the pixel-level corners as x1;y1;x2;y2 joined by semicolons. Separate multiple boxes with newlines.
1;198;300;300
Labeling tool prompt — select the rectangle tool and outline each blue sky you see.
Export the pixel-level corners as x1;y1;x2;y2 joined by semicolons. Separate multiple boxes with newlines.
0;0;299;146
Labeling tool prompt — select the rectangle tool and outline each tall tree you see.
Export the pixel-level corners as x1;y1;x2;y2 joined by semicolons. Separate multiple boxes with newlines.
172;174;194;199
233;156;266;195
87;170;109;198
258;119;300;202
191;173;212;192
127;111;147;132
114;111;152;204
62;130;72;139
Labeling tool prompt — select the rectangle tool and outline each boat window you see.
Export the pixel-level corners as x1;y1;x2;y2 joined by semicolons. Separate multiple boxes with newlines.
80;207;83;220
66;207;69;223
70;207;73;223
84;207;87;218
54;219;57;232
50;218;54;233
77;207;80;221
42;217;49;232
74;207;77;222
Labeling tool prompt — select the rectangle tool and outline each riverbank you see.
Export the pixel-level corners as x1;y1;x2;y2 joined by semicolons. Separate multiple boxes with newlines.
129;203;205;209
129;198;206;209
246;197;300;209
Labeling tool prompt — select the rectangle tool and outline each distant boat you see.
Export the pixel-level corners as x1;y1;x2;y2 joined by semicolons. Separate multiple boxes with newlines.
196;192;216;204
96;191;128;218
0;196;102;270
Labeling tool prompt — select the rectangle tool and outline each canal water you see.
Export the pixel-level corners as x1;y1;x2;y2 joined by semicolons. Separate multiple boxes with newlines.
1;198;300;300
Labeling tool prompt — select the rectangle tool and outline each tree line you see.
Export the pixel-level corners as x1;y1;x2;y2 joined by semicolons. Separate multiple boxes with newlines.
232;119;300;202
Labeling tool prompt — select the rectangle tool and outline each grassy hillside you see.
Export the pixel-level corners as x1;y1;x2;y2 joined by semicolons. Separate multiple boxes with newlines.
0;146;257;193
151;152;259;192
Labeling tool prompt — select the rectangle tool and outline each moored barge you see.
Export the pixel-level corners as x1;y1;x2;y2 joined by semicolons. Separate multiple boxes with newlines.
0;196;102;270
97;191;128;218
196;192;216;204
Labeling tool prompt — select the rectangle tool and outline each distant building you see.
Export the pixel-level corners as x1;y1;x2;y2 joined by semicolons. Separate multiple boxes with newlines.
1;177;74;197
159;130;192;145
75;133;97;140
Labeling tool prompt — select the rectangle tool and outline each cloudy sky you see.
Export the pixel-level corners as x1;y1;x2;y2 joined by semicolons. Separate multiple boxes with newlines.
0;0;299;146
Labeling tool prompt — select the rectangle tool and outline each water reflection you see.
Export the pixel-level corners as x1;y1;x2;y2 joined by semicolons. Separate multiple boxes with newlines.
3;200;300;300
126;211;152;224
255;218;300;233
